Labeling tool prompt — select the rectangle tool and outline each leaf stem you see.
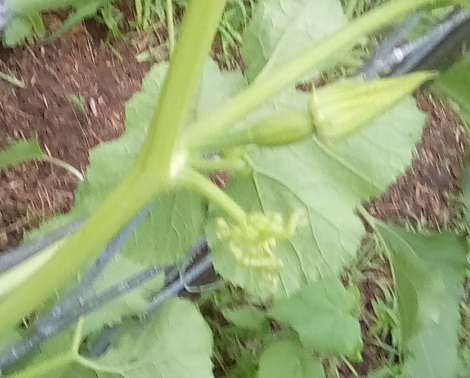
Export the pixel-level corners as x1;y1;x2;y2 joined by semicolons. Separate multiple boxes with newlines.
190;156;247;172
182;0;434;149
179;168;246;223
40;156;83;181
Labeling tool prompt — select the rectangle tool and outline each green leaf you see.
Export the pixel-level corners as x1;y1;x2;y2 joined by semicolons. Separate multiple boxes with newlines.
257;340;325;378
208;90;425;299
433;53;470;125
222;305;267;331
22;327;77;378
82;254;164;335
0;137;44;169
46;0;110;41
32;59;244;266
85;299;213;378
3;16;35;46
242;0;347;82
374;223;467;378
268;278;361;357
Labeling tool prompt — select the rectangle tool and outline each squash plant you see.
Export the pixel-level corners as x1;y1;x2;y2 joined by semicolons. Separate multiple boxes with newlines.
0;0;468;377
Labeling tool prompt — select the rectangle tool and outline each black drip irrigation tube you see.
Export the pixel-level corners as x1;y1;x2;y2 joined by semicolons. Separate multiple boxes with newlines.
1;5;470;372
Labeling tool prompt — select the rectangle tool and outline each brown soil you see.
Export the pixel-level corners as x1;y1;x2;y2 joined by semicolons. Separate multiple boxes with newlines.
366;91;467;229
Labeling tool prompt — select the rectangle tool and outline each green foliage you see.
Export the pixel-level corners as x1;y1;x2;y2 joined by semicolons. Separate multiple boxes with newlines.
268;278;362;358
86;299;213;378
433;53;470;126
0;138;44;169
49;0;113;41
36;60;245;266
374;223;467;378
81;254;164;334
257;340;325;378
208;94;425;299
2;0;463;376
222;305;267;331
241;0;347;83
3;12;45;46
5;299;212;377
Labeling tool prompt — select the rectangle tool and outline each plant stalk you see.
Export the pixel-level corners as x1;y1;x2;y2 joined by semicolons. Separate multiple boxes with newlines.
137;0;227;185
0;0;227;337
179;168;246;223
0;171;155;335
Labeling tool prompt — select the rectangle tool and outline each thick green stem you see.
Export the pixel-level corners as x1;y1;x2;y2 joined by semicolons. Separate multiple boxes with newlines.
191;111;313;152
5;0;87;13
182;0;435;149
137;0;227;184
179;168;246;223
190;156;247;172
0;171;155;334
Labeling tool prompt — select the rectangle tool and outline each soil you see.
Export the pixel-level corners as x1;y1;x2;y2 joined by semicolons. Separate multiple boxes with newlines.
0;13;468;378
366;91;467;229
0;17;152;251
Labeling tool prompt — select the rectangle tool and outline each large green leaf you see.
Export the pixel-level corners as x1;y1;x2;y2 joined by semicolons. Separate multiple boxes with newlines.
32;59;245;266
268;278;361;357
222;305;267;331
375;223;467;378
86;299;213;378
257;340;324;378
207;89;425;299
242;0;347;82
81;254;164;335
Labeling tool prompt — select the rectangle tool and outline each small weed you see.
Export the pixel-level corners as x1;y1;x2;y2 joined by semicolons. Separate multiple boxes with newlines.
0;69;25;88
3;12;45;47
66;94;88;118
369;286;399;347
97;3;123;39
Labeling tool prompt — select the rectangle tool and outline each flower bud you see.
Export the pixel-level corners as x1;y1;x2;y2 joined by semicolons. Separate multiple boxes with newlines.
311;71;437;142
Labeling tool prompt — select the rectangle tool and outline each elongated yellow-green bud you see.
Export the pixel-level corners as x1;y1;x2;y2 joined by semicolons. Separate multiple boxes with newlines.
310;71;437;142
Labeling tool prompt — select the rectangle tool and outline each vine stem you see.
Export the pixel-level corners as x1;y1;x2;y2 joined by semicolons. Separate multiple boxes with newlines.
190;156;247;172
182;0;436;151
179;168;246;223
0;172;153;335
137;0;228;182
0;0;227;336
